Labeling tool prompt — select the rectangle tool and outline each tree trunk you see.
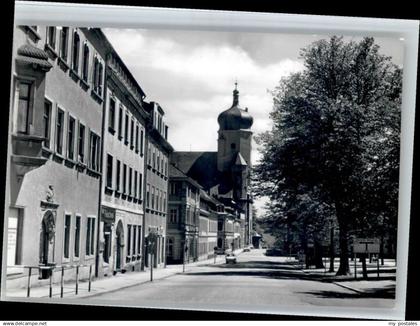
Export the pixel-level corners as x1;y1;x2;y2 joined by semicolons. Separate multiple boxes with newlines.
314;240;324;268
335;200;351;276
361;254;368;279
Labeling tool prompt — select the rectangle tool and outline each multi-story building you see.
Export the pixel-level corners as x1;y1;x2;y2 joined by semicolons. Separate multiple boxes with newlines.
6;25;106;284
197;189;218;260
143;101;173;269
167;164;201;264
98;37;148;277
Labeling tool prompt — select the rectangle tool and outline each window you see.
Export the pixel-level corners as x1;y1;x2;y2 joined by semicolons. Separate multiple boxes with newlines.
78;122;85;163
89;131;100;171
127;224;132;257
163;192;166;211
133;226;137;255
82;42;89;82
135;123;139;152
93;57;103;96
170;182;177;195
147;144;151;165
86;217;95;256
140;129;144;156
116;160;121;192
118;106;123;139
74;215;81;258
59;27;69;60
146;184;150;207
46;26;56;49
157;151;160;172
218;220;223;231
170;209;178;224
106;154;113;188
63;214;71;259
151;186;155;209
134;171;138;199
123;164;127;194
17;81;32;134
137;226;142;256
130;119;134;149
124;112;129;144
108;97;116;132
138;173;143;200
129;167;133;196
43;100;52;148
67;116;75;160
71;31;80;72
152;148;156;169
56;109;64;155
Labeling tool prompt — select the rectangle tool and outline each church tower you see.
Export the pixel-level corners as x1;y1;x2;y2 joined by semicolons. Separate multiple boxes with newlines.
217;82;254;247
217;83;253;175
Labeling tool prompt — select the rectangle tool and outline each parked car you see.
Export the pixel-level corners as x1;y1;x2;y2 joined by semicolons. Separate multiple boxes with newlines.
243;247;251;252
225;252;237;264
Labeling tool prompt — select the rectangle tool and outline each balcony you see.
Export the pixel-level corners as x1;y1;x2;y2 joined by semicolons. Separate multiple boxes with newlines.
11;133;48;176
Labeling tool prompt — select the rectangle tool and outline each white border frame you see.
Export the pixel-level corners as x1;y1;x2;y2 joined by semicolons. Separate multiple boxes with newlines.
4;0;419;321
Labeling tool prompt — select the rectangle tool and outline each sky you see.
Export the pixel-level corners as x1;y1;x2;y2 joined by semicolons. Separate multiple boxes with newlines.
103;28;404;217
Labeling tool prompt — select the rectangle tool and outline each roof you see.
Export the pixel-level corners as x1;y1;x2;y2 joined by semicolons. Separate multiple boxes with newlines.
235;152;247;166
171;151;220;191
169;164;202;189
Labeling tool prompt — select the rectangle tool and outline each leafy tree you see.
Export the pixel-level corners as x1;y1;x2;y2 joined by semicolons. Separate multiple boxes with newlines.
254;36;402;275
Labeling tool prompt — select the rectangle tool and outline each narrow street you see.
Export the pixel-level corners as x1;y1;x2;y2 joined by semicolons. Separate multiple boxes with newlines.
84;249;395;311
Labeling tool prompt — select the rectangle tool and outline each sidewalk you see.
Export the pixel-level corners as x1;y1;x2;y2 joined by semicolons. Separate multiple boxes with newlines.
4;251;242;300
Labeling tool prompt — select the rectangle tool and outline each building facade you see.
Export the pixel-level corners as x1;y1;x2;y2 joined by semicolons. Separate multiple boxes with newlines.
6;26;106;284
167;164;201;264
197;190;218;260
143;101;173;269
98;43;148;277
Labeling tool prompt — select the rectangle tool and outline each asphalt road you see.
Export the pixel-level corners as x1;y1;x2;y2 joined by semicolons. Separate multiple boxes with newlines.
85;249;394;314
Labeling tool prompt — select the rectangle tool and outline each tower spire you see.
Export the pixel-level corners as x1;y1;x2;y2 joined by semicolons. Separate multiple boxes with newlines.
233;80;239;106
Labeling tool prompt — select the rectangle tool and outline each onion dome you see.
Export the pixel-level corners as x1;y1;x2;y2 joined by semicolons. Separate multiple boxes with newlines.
217;83;253;130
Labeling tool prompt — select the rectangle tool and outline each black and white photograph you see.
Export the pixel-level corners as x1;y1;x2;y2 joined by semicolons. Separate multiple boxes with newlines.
1;1;419;322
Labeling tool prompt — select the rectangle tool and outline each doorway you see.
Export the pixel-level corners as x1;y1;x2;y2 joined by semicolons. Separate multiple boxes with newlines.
39;211;55;279
115;221;124;272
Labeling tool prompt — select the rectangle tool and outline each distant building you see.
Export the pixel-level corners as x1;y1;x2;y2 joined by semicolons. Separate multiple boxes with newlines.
167;164;201;264
6;26;106;284
169;83;254;258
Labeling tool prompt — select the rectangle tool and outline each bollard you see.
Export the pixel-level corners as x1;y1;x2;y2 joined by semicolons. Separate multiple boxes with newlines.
60;266;64;298
88;265;92;292
27;267;32;298
49;269;53;298
75;265;79;295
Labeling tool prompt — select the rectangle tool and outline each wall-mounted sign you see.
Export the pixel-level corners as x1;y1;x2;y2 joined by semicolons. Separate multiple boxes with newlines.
101;206;116;223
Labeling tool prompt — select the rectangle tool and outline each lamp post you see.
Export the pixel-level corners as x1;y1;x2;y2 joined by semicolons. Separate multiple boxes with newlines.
329;217;335;273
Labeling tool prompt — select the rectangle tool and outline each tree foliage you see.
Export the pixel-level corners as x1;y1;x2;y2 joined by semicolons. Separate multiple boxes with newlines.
254;36;402;275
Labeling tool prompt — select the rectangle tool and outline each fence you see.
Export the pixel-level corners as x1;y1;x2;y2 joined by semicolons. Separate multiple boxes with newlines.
7;264;93;298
